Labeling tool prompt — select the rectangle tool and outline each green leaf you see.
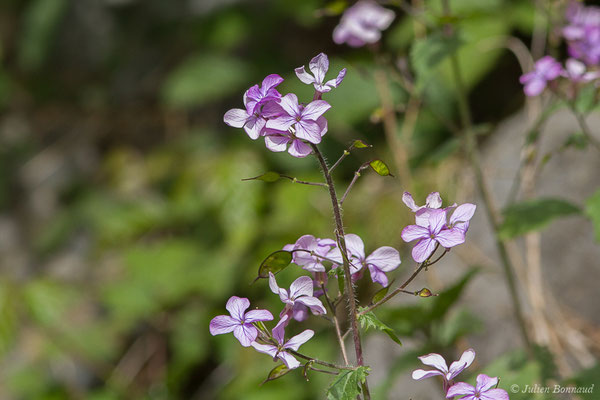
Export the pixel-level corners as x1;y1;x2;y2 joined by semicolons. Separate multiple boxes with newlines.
429;268;479;321
411;31;463;89
242;172;281;183
352;140;371;149
358;309;402;345
162;54;249;108
499;198;581;239
261;364;292;385
368;160;393;177
575;84;598;114
370;284;391;305
257;250;293;279
585;189;600;242
326;366;370;400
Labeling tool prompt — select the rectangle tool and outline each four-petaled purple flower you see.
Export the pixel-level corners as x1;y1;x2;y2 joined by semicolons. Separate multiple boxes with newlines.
333;0;395;48
412;349;476;392
327;234;401;287
295;53;347;94
286;234;336;272
251;315;314;370
446;374;509;400
224;74;284;139
209;296;274;347
519;56;563;97
401;208;468;263
268;272;326;322
266;93;331;145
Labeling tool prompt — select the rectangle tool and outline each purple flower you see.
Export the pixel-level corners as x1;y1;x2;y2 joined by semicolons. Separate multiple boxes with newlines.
263;115;327;158
268;272;326;322
446;374;509;400
265;93;331;144
562;58;600;82
223;74;284;139
295;53;347;94
519;56;563;96
563;2;600;65
412;349;476;385
209;296;274;347
251;315;314;369
287;235;336;272
401;209;467;263
333;0;395;47
327;234;401;287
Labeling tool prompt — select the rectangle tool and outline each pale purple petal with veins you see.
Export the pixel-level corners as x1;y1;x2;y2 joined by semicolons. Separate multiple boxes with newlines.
401;225;429;242
278;93;301;117
435;228;465;248
245;309;274;323
209;315;238;335
250;342;278;358
226;296;250;321
449;204;476;226
418;353;449;373
295;120;323;144
309;53;329;84
476;374;499;392
295;66;316;84
223;108;249;128
447;348;476;380
412;238;438;263
288;139;313;158
446;382;476;398
295;296;326;315
365;246;401;272
289;276;314;298
344;234;366;260
233;324;258;347
278;351;301;369
426;192;443;208
412;369;445;380
402;191;420;211
481;389;510;400
301;100;331;121
268;272;280;295
264;133;290;152
428;209;447;235
367;265;389;287
284;329;315;351
272;315;289;344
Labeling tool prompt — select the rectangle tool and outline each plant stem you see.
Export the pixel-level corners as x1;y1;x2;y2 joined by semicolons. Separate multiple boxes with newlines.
340;164;369;205
441;0;532;353
321;283;350;365
310;143;370;399
566;102;600;152
288;350;355;370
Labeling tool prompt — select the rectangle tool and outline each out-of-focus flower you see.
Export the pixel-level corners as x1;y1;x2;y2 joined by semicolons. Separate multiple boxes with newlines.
519;56;563;97
268;272;326;322
265;93;330;144
333;0;395;47
223;74;284;139
563;2;600;65
209;296;273;347
446;374;509;400
562;58;600;82
285;235;336;272
401;209;467;263
295;53;347;94
327;234;401;287
251;315;314;369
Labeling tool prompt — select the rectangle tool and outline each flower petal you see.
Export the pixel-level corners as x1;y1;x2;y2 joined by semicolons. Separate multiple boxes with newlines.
265;115;295;131
301;100;331;121
284;329;314;351
524;76;547;97
278;93;300;117
447;348;476;380
295;66;316;84
447;382;476;398
480;389;510;400
278;351;301;369
272;315;289;344
226;296;250;321
288;139;313;158
223;108;248;128
435;228;465;248
344;234;365;260
411;369;445;380
428;209;447;235
261;74;284;92
402;191;420;211
292;303;309;321
268;272;280;295
476;374;499;393
401;225;429;243
367;264;389;287
425;192;443;208
209;315;238;335
244;309;274;323
295;296;326;315
309;53;329;84
233;324;258;347
449;204;476;226
295;120;322;144
365;246;401;272
251;342;279;358
264;134;290;152
412;238;437;263
418;352;449;373
289;275;314;299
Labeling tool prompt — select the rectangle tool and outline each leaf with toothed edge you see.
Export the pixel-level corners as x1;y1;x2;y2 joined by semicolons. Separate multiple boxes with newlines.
358;308;402;345
326;366;370;400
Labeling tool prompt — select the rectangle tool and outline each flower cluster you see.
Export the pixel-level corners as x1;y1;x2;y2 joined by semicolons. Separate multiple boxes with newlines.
401;192;476;263
413;349;509;399
224;53;345;158
520;2;600;97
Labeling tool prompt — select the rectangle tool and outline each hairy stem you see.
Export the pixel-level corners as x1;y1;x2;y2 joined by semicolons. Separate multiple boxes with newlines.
310;143;370;399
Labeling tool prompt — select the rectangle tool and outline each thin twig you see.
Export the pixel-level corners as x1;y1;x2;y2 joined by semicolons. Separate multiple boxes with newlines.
340;164;369;205
321;283;350;365
288;350;355;370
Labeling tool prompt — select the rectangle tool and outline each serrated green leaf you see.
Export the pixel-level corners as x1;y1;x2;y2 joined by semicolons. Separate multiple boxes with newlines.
261;364;291;385
243;172;281;183
326;366;369;400
257;250;293;279
499;198;581;239
369;160;392;177
358;310;402;345
585;189;600;242
352;140;371;149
